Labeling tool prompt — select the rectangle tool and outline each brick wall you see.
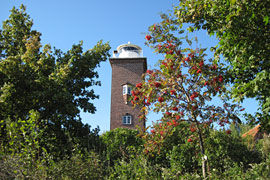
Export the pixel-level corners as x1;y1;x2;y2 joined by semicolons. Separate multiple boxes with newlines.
110;57;147;130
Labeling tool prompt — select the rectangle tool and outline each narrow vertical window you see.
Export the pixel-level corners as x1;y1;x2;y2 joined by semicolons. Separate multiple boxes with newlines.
122;116;127;124
127;86;132;95
123;84;132;95
123;85;127;95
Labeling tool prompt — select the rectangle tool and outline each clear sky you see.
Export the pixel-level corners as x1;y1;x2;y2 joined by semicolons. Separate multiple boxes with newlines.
0;0;258;133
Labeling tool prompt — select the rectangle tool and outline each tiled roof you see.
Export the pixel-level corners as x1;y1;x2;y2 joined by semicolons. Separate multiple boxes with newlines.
242;124;261;138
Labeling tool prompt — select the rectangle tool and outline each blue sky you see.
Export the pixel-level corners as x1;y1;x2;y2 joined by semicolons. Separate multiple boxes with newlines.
0;0;258;133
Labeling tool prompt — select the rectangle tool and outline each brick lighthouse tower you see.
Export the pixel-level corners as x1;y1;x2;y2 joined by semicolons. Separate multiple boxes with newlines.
110;42;147;130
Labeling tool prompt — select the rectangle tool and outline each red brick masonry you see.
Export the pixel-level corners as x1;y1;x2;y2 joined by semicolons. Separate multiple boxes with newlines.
110;57;147;130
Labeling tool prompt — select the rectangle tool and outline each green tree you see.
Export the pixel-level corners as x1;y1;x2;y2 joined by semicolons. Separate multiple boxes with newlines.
174;0;270;131
0;5;110;154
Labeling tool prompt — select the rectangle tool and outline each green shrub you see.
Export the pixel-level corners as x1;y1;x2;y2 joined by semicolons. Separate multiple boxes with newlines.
256;135;270;159
0;110;53;179
205;130;262;173
245;157;270;179
161;168;202;180
108;155;161;180
168;142;200;175
101;128;144;166
49;151;104;180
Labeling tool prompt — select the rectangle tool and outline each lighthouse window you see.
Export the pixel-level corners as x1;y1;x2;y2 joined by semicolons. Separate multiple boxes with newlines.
127;86;131;95
123;46;138;51
123;85;132;95
122;115;132;125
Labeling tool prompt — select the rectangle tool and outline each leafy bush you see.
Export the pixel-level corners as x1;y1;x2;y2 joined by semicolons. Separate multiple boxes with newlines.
101;128;144;166
49;151;104;180
245;157;270;179
205;130;262;173
256;134;270;159
108;155;161;180
168;142;200;175
0;110;53;179
41;120;102;160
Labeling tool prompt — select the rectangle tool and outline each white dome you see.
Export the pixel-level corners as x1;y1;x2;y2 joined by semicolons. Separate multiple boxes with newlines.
116;42;142;58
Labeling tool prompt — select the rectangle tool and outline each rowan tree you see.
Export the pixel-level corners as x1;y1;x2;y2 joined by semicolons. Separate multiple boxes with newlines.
132;14;243;178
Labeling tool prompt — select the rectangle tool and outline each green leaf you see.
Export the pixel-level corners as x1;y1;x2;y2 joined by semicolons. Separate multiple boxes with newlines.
230;0;236;5
264;15;269;25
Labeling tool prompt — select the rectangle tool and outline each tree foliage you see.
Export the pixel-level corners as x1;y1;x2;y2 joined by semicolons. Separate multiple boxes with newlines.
0;5;110;147
174;0;270;130
131;12;245;177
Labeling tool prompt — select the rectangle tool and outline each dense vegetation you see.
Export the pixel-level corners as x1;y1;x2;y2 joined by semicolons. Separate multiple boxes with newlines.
1;1;269;179
1;120;270;179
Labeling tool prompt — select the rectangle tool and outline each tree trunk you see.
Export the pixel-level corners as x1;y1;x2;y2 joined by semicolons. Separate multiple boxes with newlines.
196;122;207;179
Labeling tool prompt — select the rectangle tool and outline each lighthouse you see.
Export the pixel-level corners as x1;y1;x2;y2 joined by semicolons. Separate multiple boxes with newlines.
110;42;147;130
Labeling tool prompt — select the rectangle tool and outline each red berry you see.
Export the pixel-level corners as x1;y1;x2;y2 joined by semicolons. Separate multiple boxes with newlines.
167;50;173;54
144;101;151;106
193;92;199;97
154;82;161;88
136;83;142;88
190;127;196;132
167;122;172;126
146;70;153;74
185;57;190;62
172;107;178;111
188;53;194;58
192;106;198;111
158;97;164;102
187;138;193;143
162;61;168;67
151;129;155;134
132;90;140;96
166;112;172;116
197;69;202;74
212;64;217;70
175;115;180;120
160;131;164;136
199;61;204;67
170;89;176;95
145;35;151;41
190;92;198;101
134;96;139;101
218;75;223;83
